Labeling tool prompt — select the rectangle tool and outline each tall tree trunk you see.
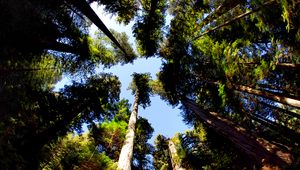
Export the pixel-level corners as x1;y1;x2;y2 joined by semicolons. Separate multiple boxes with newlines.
118;93;139;170
242;62;300;70
233;84;300;108
257;83;298;100
248;112;300;143
66;0;128;56
259;100;300;119
181;98;293;170
205;80;300;108
168;140;185;170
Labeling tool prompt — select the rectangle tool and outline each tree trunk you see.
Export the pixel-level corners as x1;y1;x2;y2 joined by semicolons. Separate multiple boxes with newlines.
205;80;300;109
248;112;300;143
259;100;300;119
257;83;298;100
243;62;300;70
66;0;128;56
118;94;139;170
168;140;185;170
233;84;300;108
181;99;293;170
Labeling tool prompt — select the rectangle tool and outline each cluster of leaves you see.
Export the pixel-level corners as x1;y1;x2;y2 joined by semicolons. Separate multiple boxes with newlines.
40;134;117;170
133;0;168;57
129;73;153;108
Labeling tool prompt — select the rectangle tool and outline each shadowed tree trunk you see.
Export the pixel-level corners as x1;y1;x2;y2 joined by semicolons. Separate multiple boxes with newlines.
118;92;139;170
181;98;293;170
243;62;300;70
66;0;128;56
259;100;300;119
233;84;300;108
206;80;300;108
247;112;300;143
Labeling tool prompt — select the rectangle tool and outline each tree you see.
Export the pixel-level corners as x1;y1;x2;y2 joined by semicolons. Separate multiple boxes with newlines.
40;133;117;170
88;99;154;169
133;0;168;57
0;0;138;76
0;72;121;169
118;73;152;170
168;134;185;170
98;0;168;57
132;117;154;169
181;99;292;169
67;0;130;56
153;135;172;170
155;1;300;169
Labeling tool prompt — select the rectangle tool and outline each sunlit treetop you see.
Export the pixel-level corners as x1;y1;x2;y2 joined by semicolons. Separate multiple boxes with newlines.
129;73;153;108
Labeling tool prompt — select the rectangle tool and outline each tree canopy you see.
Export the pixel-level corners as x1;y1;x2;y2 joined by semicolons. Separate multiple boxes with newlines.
1;0;299;169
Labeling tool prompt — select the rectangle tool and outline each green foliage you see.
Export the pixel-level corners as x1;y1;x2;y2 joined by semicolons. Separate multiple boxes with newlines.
133;0;168;57
153;135;172;170
129;73;153;108
40;133;117;170
110;30;138;63
1;0;300;169
133;117;155;169
217;83;227;108
170;133;186;165
0;71;121;168
166;123;252;169
89;100;154;168
92;120;128;160
97;0;138;24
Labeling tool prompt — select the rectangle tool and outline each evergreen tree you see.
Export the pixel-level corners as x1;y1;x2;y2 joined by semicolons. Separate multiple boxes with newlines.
118;73;153;170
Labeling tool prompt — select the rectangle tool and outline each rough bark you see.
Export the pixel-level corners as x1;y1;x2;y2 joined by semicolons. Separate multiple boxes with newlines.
182;99;293;170
168;140;185;170
118;94;139;170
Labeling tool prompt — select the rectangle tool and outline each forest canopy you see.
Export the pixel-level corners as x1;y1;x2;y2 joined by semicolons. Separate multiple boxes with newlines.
0;0;299;169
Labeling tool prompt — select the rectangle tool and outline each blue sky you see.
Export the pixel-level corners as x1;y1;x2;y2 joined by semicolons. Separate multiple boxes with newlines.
56;4;190;143
101;58;189;143
91;3;190;143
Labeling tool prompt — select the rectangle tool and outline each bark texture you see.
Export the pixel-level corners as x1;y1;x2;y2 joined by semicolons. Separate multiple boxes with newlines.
182;99;293;170
117;95;139;170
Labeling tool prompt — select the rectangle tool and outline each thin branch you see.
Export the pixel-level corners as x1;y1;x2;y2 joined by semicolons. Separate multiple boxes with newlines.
194;0;275;40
